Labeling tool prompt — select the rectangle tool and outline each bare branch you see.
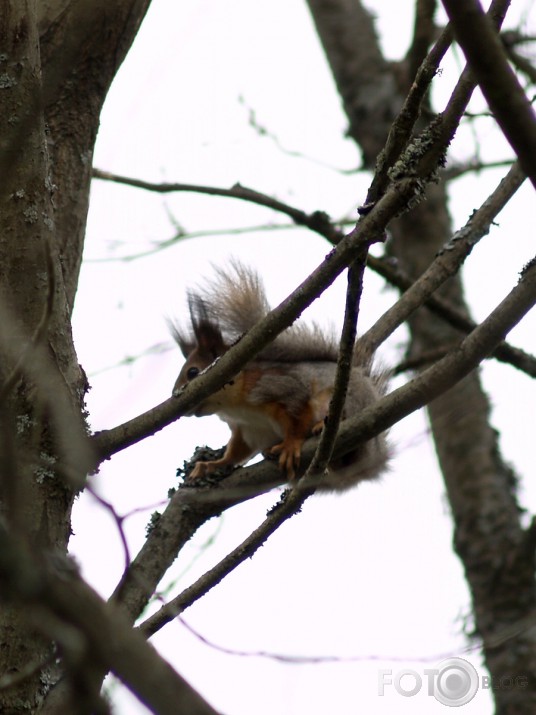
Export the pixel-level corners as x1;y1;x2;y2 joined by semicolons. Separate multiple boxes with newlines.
359;161;526;353
367;254;536;377
0;527;220;715
407;0;439;83
308;255;368;475
505;46;536;85
92;168;422;464
91;166;536;378
115;256;536;629
91;168;339;239
367;23;453;202
92;153;535;467
138;487;310;639
442;0;536;189
238;95;360;173
443;158;515;180
86;223;317;263
305;0;401;167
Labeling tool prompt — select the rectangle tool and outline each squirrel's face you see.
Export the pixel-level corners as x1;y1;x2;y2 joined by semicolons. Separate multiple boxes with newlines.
174;344;219;390
174;349;250;419
174;344;231;416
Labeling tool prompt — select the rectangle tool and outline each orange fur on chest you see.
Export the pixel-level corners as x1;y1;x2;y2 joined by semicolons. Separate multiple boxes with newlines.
195;366;321;478
205;367;265;409
224;369;313;424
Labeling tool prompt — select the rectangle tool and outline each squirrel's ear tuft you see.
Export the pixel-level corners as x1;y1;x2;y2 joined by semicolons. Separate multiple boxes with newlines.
168;293;227;359
188;294;226;359
167;318;193;358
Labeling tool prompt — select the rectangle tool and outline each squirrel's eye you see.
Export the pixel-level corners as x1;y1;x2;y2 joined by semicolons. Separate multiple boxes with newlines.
187;366;200;381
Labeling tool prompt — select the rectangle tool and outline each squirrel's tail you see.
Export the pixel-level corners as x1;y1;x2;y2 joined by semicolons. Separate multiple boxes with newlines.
197;259;271;340
193;261;336;361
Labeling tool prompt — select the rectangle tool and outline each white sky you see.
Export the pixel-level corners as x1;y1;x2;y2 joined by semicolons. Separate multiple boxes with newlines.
70;1;536;713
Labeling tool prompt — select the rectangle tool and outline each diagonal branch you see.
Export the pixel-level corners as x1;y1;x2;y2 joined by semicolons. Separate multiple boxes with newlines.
359;160;526;353
133;256;536;639
91;159;535;478
0;527;219;715
308;254;368;474
93;8;536;466
138;251;369;640
368;22;452;201
442;0;536;189
137;486;311;639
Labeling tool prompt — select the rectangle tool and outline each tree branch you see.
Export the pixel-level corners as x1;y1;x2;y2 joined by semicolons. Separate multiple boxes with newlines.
368;20;452;201
91;168;339;240
309;255;368;473
442;0;536;190
137;486;311;639
93;62;536;465
131;255;536;638
359;160;526;353
0;527;220;715
92;164;535;377
407;0;439;84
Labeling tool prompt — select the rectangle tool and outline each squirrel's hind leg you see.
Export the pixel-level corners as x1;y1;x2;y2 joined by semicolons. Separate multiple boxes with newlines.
264;403;315;480
267;437;303;479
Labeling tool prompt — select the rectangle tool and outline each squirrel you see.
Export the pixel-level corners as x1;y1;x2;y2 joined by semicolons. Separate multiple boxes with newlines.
170;261;389;491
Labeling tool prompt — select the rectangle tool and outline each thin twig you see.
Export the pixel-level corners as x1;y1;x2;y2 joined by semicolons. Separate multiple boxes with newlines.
173;608;536;667
90;167;536;378
91;168;339;241
367;23;453;202
308;255;368;474
137;486;310;639
443;158;514;181
239;95;360;174
407;0;439;84
85;222;323;263
366;254;536;377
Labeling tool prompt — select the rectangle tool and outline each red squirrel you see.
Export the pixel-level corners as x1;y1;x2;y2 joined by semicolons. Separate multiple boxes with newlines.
171;261;389;491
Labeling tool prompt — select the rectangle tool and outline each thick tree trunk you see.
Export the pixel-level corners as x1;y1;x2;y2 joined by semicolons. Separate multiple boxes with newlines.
305;0;536;711
0;2;151;712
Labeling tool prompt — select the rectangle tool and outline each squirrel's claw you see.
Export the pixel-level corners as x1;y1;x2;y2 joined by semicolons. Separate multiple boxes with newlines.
189;461;213;479
268;438;303;480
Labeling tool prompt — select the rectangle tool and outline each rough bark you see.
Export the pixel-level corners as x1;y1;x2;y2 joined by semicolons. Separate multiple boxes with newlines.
305;0;536;711
0;1;152;712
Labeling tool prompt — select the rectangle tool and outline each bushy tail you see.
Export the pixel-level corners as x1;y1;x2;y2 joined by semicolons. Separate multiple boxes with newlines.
194;261;339;361
197;259;271;340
